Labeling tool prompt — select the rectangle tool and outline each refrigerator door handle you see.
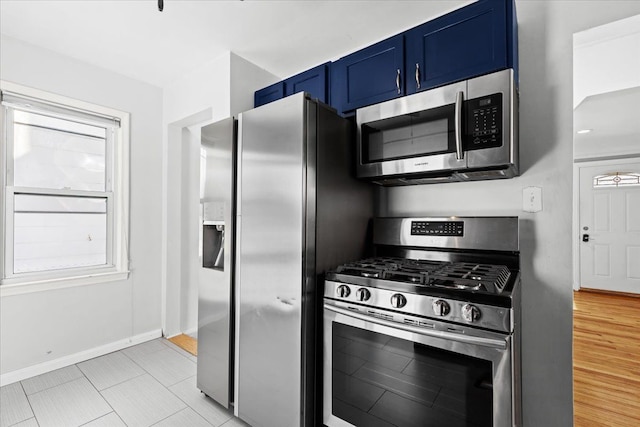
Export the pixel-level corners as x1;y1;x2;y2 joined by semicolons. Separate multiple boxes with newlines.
233;214;241;417
236;115;243;217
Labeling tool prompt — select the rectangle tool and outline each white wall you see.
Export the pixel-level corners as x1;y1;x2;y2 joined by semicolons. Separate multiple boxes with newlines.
230;53;280;117
573;14;640;161
162;52;277;337
573;14;640;107
0;36;164;382
377;2;640;426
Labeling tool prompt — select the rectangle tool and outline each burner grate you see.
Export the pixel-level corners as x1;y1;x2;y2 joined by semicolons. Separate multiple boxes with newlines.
336;266;385;278
382;269;427;284
334;257;512;293
430;263;511;291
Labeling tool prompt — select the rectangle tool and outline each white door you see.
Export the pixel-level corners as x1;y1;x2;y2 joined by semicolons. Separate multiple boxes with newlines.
579;160;640;293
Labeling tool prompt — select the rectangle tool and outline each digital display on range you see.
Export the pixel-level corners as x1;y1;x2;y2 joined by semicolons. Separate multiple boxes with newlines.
411;221;464;236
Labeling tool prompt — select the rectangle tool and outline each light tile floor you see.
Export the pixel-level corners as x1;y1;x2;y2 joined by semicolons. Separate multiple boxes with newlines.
0;339;249;427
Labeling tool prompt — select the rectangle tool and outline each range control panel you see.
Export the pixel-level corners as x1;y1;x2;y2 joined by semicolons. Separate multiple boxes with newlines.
411;221;464;236
466;92;503;150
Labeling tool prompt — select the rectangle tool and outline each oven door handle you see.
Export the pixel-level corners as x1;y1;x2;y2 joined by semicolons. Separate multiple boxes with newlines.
324;304;507;350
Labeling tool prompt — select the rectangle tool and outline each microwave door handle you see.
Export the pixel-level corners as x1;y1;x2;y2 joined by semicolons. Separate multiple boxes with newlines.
455;90;464;160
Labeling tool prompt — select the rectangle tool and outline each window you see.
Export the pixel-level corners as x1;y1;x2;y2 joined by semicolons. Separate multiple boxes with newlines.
1;82;129;292
593;172;640;188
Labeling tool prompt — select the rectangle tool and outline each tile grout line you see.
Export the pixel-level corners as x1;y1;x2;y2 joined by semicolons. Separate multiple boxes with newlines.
98;361;189;427
22;370;112;427
163;383;217;427
77;411;124;427
3;381;40;427
94;370;147;393
119;349;176;390
147;407;210;427
103;347;192;425
79;354;148;394
20;365;84;399
23;367;85;398
160;339;198;362
86;352;152;427
84;365;128;427
17;380;37;426
120;345;195;389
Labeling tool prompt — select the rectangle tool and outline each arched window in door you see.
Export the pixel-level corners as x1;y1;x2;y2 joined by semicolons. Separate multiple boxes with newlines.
593;172;640;188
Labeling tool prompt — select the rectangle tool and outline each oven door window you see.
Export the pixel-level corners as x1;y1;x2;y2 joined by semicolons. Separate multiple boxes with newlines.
332;322;492;427
361;103;456;164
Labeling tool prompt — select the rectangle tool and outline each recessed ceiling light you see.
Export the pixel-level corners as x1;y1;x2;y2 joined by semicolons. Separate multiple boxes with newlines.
577;129;592;134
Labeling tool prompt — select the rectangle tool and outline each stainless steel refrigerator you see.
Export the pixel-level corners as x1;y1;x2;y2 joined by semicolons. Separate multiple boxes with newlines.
198;117;236;409
198;92;373;427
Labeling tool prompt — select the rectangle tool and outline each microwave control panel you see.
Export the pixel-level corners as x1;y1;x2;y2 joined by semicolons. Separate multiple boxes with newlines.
466;93;503;150
411;221;464;236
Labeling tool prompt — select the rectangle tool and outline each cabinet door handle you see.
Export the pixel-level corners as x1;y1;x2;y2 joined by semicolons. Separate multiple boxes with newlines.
455;91;464;160
396;69;401;94
415;63;420;89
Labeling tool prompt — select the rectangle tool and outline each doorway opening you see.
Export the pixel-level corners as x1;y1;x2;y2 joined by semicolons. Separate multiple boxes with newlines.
572;13;640;425
163;109;213;348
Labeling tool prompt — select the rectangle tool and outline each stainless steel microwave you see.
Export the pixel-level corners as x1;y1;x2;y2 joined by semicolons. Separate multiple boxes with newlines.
356;69;518;185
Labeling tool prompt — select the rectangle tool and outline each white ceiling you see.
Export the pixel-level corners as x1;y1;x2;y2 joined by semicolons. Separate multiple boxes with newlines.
0;0;473;87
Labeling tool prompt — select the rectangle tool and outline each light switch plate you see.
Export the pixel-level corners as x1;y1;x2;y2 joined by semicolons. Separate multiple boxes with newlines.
523;186;542;213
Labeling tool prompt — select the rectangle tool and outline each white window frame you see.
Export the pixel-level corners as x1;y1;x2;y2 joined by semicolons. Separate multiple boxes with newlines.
0;81;130;295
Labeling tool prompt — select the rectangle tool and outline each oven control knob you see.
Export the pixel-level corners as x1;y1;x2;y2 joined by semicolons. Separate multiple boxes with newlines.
336;285;351;298
390;294;407;309
432;300;450;316
356;288;371;302
462;304;481;322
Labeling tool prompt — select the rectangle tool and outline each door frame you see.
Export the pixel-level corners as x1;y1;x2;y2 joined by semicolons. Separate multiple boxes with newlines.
573;155;640;290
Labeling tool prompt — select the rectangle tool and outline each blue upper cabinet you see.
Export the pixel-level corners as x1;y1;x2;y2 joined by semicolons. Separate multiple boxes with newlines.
254;0;517;111
254;63;330;108
405;0;517;94
284;62;330;104
254;81;285;108
330;34;404;114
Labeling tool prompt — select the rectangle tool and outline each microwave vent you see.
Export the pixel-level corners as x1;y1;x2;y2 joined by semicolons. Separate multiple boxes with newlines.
371;165;517;186
457;170;509;180
373;174;460;186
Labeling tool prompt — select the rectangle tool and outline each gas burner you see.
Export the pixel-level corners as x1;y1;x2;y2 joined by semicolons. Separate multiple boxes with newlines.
383;269;427;284
336;266;384;278
431;263;511;292
429;278;484;291
354;258;401;271
336;257;451;285
332;257;513;296
402;259;446;271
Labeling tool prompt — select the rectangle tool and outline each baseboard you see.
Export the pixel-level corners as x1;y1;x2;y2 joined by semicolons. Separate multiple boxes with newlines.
166;327;197;339
575;288;640;298
183;327;197;337
0;329;163;387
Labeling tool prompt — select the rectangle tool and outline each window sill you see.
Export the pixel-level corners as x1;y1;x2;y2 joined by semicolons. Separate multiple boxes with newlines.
0;270;130;297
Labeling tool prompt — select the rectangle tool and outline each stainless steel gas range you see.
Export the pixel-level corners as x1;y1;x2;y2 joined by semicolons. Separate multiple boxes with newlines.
323;217;521;427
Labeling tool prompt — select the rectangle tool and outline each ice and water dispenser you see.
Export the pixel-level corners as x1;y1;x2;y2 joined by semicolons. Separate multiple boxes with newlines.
202;202;224;270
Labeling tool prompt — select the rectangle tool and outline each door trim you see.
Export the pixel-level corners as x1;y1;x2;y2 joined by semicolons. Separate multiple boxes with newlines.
573;156;640;290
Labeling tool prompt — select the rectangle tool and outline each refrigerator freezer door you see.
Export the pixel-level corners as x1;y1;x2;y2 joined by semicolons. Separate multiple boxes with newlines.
235;94;307;427
197;117;235;408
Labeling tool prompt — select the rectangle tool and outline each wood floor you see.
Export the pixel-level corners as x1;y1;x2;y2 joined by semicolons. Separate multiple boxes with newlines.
167;334;198;356
573;290;640;426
